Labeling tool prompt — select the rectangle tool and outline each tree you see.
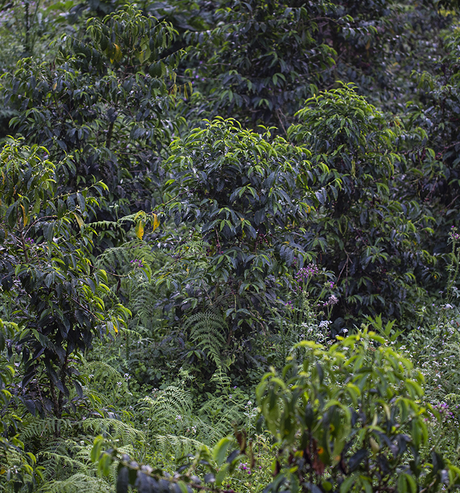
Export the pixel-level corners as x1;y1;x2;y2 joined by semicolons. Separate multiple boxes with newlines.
2;5;182;220
182;0;455;128
186;0;336;127
164;117;315;334
0;138;130;418
257;330;459;492
288;84;435;325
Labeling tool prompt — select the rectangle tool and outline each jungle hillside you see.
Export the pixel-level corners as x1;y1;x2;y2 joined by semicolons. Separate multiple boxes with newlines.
2;0;460;492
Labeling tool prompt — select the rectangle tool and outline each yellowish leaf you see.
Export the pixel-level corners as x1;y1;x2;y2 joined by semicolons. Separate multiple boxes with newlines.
20;204;28;226
113;43;122;62
73;212;84;228
135;221;145;240
152;213;160;231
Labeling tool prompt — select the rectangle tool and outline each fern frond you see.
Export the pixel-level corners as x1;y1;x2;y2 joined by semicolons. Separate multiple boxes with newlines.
184;311;227;368
40;473;112;493
40;449;88;477
81;417;146;446
210;366;232;389
84;360;129;395
20;418;73;441
139;385;193;435
131;277;159;329
154;434;208;458
95;240;156;275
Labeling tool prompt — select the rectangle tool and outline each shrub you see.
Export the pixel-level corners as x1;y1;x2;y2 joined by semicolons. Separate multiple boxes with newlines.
288;84;435;325
256;329;460;492
164;117;315;333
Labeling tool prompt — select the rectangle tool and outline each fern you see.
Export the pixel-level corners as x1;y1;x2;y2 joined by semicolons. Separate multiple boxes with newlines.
20;418;73;441
154;434;208;459
19;415;145;492
131;276;162;331
95;239;156;275
84;360;130;397
38;439;93;482
137;378;247;452
183;311;227;368
40;473;112;493
210;366;232;389
139;385;193;436
21;415;146;461
197;392;247;443
81;418;145;447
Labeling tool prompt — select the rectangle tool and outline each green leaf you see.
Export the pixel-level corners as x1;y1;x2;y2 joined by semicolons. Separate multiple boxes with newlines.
340;475;355;493
213;437;232;466
177;482;189;493
149;61;162;77
91;436;104;463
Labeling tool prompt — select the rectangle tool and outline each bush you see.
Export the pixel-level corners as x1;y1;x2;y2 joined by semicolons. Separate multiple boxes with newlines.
164;117;315;333
256;329;460;492
288;84;435;325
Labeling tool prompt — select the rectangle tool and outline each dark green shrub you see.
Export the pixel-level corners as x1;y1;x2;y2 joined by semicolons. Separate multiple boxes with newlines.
164;117;315;333
288;84;435;325
256;329;460;492
0;138;130;418
2;5;181;219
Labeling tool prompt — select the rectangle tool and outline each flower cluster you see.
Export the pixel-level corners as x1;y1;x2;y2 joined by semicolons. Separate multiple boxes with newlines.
426;401;458;425
238;462;253;475
450;226;460;241
130;259;144;268
321;295;339;306
243;400;258;420
433;402;456;419
295;263;319;283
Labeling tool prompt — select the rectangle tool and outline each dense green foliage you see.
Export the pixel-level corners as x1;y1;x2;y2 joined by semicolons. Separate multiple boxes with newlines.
2;0;460;492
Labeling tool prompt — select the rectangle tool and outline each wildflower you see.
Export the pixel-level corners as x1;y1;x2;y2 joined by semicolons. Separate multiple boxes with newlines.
295;263;319;283
450;226;460;241
130;259;144;268
322;295;339;306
